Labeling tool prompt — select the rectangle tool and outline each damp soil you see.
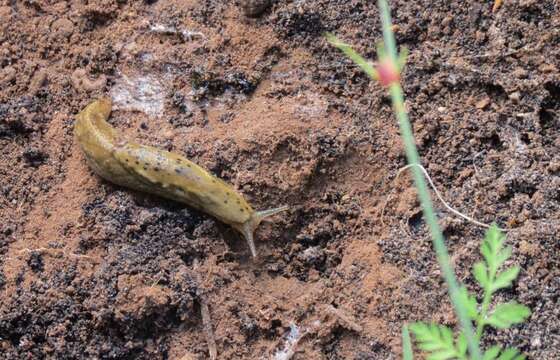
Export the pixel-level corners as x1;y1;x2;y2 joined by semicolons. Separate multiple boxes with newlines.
1;0;559;359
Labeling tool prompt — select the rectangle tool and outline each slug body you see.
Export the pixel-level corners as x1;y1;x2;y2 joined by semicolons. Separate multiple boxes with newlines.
75;97;287;257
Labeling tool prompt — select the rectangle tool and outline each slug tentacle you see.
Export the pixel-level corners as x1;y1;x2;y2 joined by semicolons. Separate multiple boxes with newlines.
237;205;289;257
241;222;258;258
256;205;290;221
75;97;289;257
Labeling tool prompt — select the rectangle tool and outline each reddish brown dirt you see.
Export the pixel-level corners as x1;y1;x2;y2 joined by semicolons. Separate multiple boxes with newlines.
1;0;559;359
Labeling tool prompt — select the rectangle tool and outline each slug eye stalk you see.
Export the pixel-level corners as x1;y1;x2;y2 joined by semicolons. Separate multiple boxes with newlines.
238;205;289;258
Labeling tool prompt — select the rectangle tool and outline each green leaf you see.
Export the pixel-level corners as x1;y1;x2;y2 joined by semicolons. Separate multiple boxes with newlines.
481;240;494;271
402;325;414;360
410;322;432;343
427;349;457;360
481;225;505;275
410;323;457;355
473;261;489;288
456;332;467;357
487;302;531;329
485;224;505;251
325;33;378;80
397;46;409;71
492;266;520;292
495;246;512;270
498;348;525;360
483;345;501;360
458;287;478;319
440;326;454;346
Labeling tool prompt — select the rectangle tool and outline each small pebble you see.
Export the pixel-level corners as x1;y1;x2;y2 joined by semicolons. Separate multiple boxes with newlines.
512;67;528;79
509;91;521;103
547;159;560;173
29;69;48;94
163;129;175;140
51;18;74;38
475;97;490;109
1;66;16;85
0;6;11;18
538;63;557;73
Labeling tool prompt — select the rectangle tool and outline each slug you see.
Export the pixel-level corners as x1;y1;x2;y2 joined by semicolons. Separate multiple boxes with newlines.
74;97;288;257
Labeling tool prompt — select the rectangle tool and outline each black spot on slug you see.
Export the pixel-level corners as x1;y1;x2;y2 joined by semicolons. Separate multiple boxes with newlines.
239;208;244;212
154;167;160;172
224;200;228;204
174;168;182;174
143;166;148;170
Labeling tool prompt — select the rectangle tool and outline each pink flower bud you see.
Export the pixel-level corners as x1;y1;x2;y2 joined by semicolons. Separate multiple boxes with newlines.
376;58;400;86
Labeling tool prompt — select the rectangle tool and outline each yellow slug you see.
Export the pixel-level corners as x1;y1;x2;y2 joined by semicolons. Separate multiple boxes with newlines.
74;97;288;257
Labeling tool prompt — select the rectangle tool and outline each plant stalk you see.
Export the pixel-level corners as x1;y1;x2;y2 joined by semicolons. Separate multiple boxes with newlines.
378;0;482;358
476;274;494;339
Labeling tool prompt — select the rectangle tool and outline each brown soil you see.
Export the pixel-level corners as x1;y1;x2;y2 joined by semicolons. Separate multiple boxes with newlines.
1;0;559;359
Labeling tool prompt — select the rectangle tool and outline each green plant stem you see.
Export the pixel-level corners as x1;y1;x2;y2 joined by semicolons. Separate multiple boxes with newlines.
378;0;482;358
476;279;494;339
476;290;491;339
476;242;498;339
388;81;481;359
